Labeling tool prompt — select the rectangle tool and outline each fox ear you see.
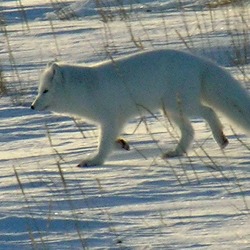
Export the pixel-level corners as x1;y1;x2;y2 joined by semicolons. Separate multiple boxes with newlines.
47;62;61;76
47;61;53;68
47;61;56;68
48;62;63;83
51;62;60;72
47;61;59;69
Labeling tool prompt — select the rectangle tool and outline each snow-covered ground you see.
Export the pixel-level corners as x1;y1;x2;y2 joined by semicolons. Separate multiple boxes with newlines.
1;0;250;249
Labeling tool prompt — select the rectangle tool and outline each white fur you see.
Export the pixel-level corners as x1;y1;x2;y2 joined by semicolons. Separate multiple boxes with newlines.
31;49;250;166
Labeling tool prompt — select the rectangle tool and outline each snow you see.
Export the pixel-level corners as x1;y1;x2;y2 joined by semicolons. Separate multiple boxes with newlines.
1;0;250;249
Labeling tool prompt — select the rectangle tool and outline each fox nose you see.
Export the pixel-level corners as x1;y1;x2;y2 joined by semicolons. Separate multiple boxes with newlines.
31;105;35;110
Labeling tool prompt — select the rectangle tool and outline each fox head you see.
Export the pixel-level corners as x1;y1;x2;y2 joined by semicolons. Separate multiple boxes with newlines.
31;62;64;112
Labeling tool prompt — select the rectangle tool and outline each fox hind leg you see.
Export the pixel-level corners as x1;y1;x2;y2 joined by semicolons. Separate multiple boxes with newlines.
200;105;229;148
163;113;194;158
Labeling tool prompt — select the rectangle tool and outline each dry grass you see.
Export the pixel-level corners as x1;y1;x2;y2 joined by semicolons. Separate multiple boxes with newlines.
0;17;7;95
0;67;7;95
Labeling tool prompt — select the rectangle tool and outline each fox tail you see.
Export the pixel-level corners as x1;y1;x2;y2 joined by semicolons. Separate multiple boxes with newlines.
201;62;250;133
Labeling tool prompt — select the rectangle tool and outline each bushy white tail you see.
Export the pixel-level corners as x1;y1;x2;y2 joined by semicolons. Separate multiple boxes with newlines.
201;63;250;132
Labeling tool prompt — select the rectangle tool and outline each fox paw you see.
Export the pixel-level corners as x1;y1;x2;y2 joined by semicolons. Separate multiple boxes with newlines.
77;156;104;167
115;138;130;151
220;135;229;149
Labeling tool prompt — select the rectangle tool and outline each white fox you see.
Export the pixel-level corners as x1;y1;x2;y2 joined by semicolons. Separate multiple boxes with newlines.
31;49;250;167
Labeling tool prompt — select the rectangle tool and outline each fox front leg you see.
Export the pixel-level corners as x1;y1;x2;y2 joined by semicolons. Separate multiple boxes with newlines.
77;121;123;167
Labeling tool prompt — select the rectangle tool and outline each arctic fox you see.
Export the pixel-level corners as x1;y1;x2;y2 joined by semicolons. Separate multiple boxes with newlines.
31;49;250;167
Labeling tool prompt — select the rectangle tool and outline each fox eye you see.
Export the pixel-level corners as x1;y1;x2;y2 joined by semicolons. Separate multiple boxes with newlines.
43;89;48;94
